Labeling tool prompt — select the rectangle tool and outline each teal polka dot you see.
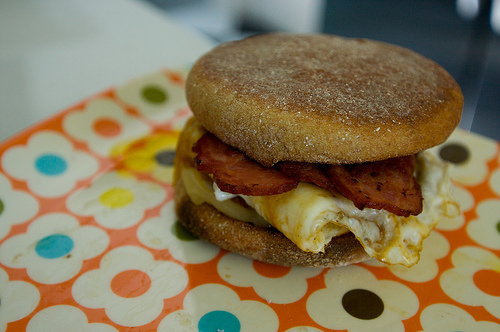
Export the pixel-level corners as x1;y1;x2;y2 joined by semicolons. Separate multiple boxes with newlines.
198;310;241;332
142;86;167;104
0;199;4;216
35;154;67;176
35;234;74;259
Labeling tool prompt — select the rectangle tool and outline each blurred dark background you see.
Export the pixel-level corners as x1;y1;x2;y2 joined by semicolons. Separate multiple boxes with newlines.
145;0;500;141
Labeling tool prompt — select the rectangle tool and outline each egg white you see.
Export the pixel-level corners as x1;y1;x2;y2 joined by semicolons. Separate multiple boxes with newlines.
180;120;459;266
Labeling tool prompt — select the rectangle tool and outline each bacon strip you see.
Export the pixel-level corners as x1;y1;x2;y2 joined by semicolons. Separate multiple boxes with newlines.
193;133;423;216
193;133;299;196
325;156;423;217
277;161;335;192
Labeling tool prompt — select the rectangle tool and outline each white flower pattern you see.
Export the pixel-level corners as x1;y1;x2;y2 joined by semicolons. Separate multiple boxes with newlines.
419;303;500;332
66;171;166;229
0;173;38;241
0;267;40;331
307;265;419;332
1;131;99;197
490;166;500;196
429;129;498;186
137;201;219;264
467;199;500;250
0;68;498;330
0;213;109;284
158;283;279;332
26;305;118;332
115;70;188;124
63;97;151;156
440;246;500;319
285;327;324;332
217;252;322;304
72;245;188;327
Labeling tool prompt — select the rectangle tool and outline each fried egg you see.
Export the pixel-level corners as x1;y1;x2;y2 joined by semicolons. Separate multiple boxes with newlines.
180;120;459;267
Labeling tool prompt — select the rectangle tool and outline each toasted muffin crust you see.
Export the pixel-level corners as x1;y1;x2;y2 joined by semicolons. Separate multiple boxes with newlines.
174;175;369;267
186;33;463;166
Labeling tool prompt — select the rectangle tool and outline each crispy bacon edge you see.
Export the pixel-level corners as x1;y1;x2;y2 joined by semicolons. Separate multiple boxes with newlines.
193;132;423;216
193;132;299;196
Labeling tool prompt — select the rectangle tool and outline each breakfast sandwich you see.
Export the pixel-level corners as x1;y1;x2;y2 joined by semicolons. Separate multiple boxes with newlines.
173;33;463;267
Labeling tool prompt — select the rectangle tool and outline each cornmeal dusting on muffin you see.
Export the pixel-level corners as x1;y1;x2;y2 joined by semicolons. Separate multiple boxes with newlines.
197;34;454;124
186;33;463;167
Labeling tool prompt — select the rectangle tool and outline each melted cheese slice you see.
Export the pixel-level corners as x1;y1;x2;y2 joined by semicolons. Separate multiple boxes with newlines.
243;152;458;266
179;119;459;267
181;167;270;228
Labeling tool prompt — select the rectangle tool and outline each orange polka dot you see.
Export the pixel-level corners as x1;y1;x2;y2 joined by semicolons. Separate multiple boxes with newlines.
111;270;152;298
253;260;291;278
167;72;184;84
473;269;500;297
93;118;122;137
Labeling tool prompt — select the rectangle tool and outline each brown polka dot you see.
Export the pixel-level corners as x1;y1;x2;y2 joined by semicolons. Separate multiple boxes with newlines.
439;143;469;164
0;199;3;216
342;288;384;320
155;150;176;166
142;85;167;104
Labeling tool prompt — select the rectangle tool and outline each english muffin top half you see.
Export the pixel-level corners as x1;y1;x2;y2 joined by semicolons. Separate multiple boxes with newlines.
186;33;463;167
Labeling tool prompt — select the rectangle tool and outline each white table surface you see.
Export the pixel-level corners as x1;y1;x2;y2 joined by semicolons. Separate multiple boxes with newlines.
0;0;215;142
